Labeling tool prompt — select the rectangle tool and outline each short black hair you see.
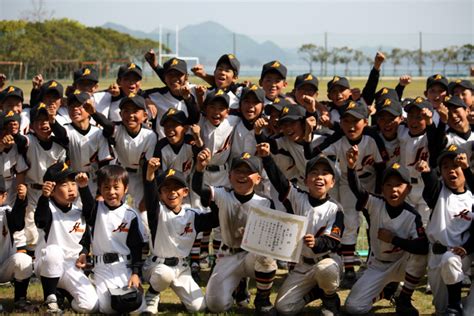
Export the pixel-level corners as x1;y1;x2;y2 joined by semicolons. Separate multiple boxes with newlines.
97;165;129;189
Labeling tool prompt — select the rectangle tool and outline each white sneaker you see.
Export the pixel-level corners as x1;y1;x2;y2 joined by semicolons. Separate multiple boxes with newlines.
144;290;160;315
43;294;62;314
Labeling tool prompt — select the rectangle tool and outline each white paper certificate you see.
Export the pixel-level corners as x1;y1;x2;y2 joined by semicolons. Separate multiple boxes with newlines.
241;204;308;262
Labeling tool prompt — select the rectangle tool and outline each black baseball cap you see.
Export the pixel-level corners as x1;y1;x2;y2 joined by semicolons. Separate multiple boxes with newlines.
437;144;466;166
40;80;64;98
382;162;410;184
240;85;265;105
204;89;230;107
449;79;473;95
118;63;143;80
156;168;188;190
67;90;90;106
295;73;319;91
230;152;260;173
0;176;6;192
375;87;398;104
260;60;287;80
426;74;448;90
376;97;403;117
119;93;146;110
73;67;99;83
163;58;187;75
305;154;336;177
264;96;291;115
160;108;188;126
342;99;369;119
30;103;49;122
2;110;21;126
279;104;306;124
327;76;350;92
443;95;467;109
404;96;433;112
2;86;24;102
216;54;240;75
43;162;77;183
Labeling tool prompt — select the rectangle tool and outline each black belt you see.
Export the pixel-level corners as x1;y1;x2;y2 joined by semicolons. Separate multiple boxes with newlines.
432;242;448;255
94;253;130;264
221;244;244;254
411;177;418;184
302;254;330;265
29;183;43;190
206;164;226;172
125;167;138;173
152;256;179;267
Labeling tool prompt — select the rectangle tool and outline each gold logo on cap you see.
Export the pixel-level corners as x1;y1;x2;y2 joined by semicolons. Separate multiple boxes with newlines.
250;85;258;91
128;63;136;69
38;103;46;109
346;101;356;109
455;79;462;83
415;97;423;104
392;163;400;169
128;93;136;98
383;99;391;107
83;68;91;76
61;163;69;172
168;108;176;115
271;61;280;68
216;89;224;96
242;152;251;159
73;89;81;95
382;88;388;95
333;76;340;83
7;86;14;93
282;106;289;114
5;111;14;117
434;74;442;80
304;74;313;81
228;54;235;59
49;81;57;88
171;59;178;66
444;96;451;102
448;144;457;152
166;169;176;177
274;97;280;104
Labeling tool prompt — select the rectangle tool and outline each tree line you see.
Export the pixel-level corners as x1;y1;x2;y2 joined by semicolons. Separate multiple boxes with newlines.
299;43;474;76
0;19;168;79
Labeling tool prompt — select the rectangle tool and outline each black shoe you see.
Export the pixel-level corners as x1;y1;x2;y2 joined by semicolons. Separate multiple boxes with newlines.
445;305;462;316
382;282;399;301
321;293;341;316
254;295;276;316
340;270;357;289
395;295;419;316
191;263;201;283
233;278;250;307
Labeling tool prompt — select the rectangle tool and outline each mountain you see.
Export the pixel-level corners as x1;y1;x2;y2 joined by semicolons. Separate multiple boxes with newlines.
102;21;293;67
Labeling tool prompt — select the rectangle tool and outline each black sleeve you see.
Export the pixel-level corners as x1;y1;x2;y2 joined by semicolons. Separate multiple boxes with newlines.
79;186;97;226
51;120;69;148
463;167;474;192
195;204;220;232
374;162;385;195
91;112;115;137
144;179;160;238
6;196;28;232
304;128;344;160
191;170;212;207
312;209;344;254
78;225;91;255
421;170;442;209
184;97;200;125
30;88;41;107
255;133;280;155
395;84;405;101
392;213;429;255
462;218;474;254
347;167;369;208
361;67;380;106
427;122;446;168
126;217;145;276
152;65;165;84
13;133;28;155
34;195;52;229
261;155;290;202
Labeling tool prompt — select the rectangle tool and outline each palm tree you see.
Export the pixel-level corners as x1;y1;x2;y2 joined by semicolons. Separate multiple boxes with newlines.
352;50;366;76
329;48;340;75
298;43;318;73
314;46;330;77
338;46;353;76
390;48;402;76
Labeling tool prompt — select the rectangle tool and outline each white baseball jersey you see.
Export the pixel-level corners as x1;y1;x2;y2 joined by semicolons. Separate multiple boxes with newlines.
56;106;71;126
0;144;28;183
398;126;429;186
0;206;16;263
230;120;258;160
426;184;474;247
147;86;197;138
93;91;122;122
156;135;195;179
286;185;343;260
112;125;157;170
378;128;401;166
91;201;145;256
24;134;67;184
211;187;272;248
35;201;86;261
365;195;421;262
64;124;112;175
20;109;30;135
444;129;474;161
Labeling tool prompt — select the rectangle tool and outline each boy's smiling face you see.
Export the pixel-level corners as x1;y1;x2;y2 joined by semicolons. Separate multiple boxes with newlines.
304;162;335;199
31;114;52;141
120;102;147;133
163;119;187;145
2;96;23;113
259;72;287;100
280;119;304;142
440;157;465;192
117;73;142;95
164;69;187;95
240;94;263;122
205;101;229;126
340;114;367;141
229;163;261;196
424;83;446;109
214;62;237;89
382;174;410;207
328;85;351;106
453;86;473;108
99;178;127;207
376;111;402;140
406;107;427;136
68;102;90;124
159;179;188;212
447;105;470;133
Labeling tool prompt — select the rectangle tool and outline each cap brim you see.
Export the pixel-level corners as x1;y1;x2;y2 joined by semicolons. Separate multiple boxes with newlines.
328;83;350;91
120;69;143;79
342;110;366;119
306;156;336;176
160;115;187;126
157;175;187;190
205;95;229;107
279;115;304;123
382;169;409;184
295;81;318;91
261;68;286;79
231;160;259;173
436;151;458;166
376;106;402;117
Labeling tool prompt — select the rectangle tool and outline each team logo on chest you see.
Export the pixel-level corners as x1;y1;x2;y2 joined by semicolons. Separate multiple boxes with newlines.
69;222;85;233
180;222;193;236
113;222;129;233
454;209;472;221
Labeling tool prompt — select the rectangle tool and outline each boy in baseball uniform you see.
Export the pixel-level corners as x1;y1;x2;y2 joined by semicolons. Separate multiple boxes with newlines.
141;159;219;314
34;162;98;314
81;165;146;314
344;147;428;316
257;142;344;316
0;85;30;134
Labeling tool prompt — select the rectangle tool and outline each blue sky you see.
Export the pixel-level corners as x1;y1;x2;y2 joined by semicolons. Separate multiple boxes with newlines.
1;0;472;50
